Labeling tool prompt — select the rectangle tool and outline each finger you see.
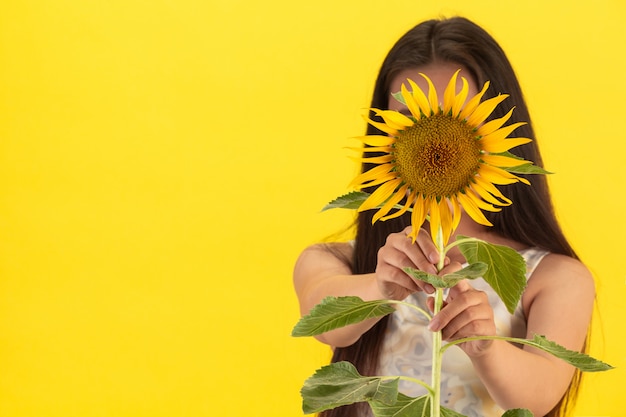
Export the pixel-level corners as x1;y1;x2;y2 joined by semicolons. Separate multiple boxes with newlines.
428;287;487;332
395;229;439;275
376;248;424;297
437;260;464;276
449;279;473;294
378;243;429;277
382;265;423;292
426;295;448;313
413;228;441;266
439;297;494;339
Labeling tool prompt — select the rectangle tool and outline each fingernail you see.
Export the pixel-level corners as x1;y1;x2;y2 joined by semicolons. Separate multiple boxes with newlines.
428;253;438;263
425;284;435;294
428;318;439;332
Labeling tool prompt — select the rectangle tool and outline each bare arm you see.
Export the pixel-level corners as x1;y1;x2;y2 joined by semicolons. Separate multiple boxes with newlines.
431;254;594;416
293;227;440;347
293;243;383;347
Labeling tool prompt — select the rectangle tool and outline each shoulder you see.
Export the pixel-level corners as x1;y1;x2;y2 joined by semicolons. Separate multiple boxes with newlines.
532;253;593;287
293;242;354;281
522;253;595;313
296;241;353;263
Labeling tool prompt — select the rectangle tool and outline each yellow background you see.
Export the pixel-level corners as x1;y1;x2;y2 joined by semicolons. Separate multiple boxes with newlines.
0;1;624;416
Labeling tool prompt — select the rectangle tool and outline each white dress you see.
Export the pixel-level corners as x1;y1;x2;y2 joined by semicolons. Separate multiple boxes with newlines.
376;248;549;417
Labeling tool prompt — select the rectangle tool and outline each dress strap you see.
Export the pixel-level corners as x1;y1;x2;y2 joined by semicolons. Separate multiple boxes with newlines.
522;248;550;279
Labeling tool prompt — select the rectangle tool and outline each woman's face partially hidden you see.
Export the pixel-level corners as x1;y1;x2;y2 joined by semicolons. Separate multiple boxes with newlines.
386;62;481;220
387;62;479;112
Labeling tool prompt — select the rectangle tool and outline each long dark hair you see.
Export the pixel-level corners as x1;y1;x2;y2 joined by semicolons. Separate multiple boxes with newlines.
322;17;583;417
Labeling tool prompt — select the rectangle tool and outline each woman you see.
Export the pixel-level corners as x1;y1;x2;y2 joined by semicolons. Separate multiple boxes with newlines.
293;17;594;417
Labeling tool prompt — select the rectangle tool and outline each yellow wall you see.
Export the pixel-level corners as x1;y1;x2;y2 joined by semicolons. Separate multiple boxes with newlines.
0;1;624;416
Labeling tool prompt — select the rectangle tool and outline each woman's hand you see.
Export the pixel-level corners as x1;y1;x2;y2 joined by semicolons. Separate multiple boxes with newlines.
375;226;449;300
427;280;497;357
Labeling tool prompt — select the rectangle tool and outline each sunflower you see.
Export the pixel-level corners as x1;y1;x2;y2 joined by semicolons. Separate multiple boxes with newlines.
350;70;533;245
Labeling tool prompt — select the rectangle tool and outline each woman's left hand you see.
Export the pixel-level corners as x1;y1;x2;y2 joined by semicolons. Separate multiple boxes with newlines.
427;280;496;358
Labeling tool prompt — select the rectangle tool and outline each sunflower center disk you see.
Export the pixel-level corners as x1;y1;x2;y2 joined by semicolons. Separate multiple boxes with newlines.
393;113;481;197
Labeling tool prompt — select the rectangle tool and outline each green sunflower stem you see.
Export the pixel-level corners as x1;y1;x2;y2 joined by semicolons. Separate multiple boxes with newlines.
430;227;445;417
430;288;443;417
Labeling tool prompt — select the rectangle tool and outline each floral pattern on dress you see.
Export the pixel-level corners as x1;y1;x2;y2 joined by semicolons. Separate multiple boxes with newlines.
376;248;549;417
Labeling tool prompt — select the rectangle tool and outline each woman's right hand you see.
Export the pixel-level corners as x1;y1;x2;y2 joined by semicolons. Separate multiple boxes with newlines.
375;226;449;300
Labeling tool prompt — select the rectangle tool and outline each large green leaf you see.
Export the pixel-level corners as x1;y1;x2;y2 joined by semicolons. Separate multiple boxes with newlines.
403;262;488;289
369;393;429;417
501;409;533;417
291;296;395;337
301;361;399;414
520;335;614;372
370;393;466;417
441;407;467;417
321;191;370;211
456;237;526;314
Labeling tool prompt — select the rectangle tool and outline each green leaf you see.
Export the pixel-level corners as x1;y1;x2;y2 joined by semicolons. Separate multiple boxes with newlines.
504;163;553;175
403;262;488;289
291;296;395;337
501;409;533;417
301;361;399;414
369;393;429;417
441;406;468;417
521;335;614;372
321;190;409;214
439;262;489;286
321;191;370;211
456;237;527;314
391;91;406;106
370;393;467;417
491;151;526;161
401;269;441;288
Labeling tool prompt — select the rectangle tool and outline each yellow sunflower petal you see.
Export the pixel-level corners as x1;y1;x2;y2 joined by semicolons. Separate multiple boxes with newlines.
359;178;402;212
459;81;490;120
352;172;397;190
428;197;442;244
401;83;423;120
352;135;396;147
437;198;454;245
408;194;427;241
420;73;439;114
380;189;415;221
348;164;395;188
481;154;531;168
470;181;511;207
408;79;431;116
465;190;501;212
372;109;414;130
479;164;530;185
345;146;391;154
476;108;515;137
451;77;469;118
450;195;462;233
349;154;394;164
480;136;532;154
363;115;398;136
466;94;508;126
443;70;461;115
457;192;493;226
373;184;410;223
473;175;512;204
476;122;526;142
